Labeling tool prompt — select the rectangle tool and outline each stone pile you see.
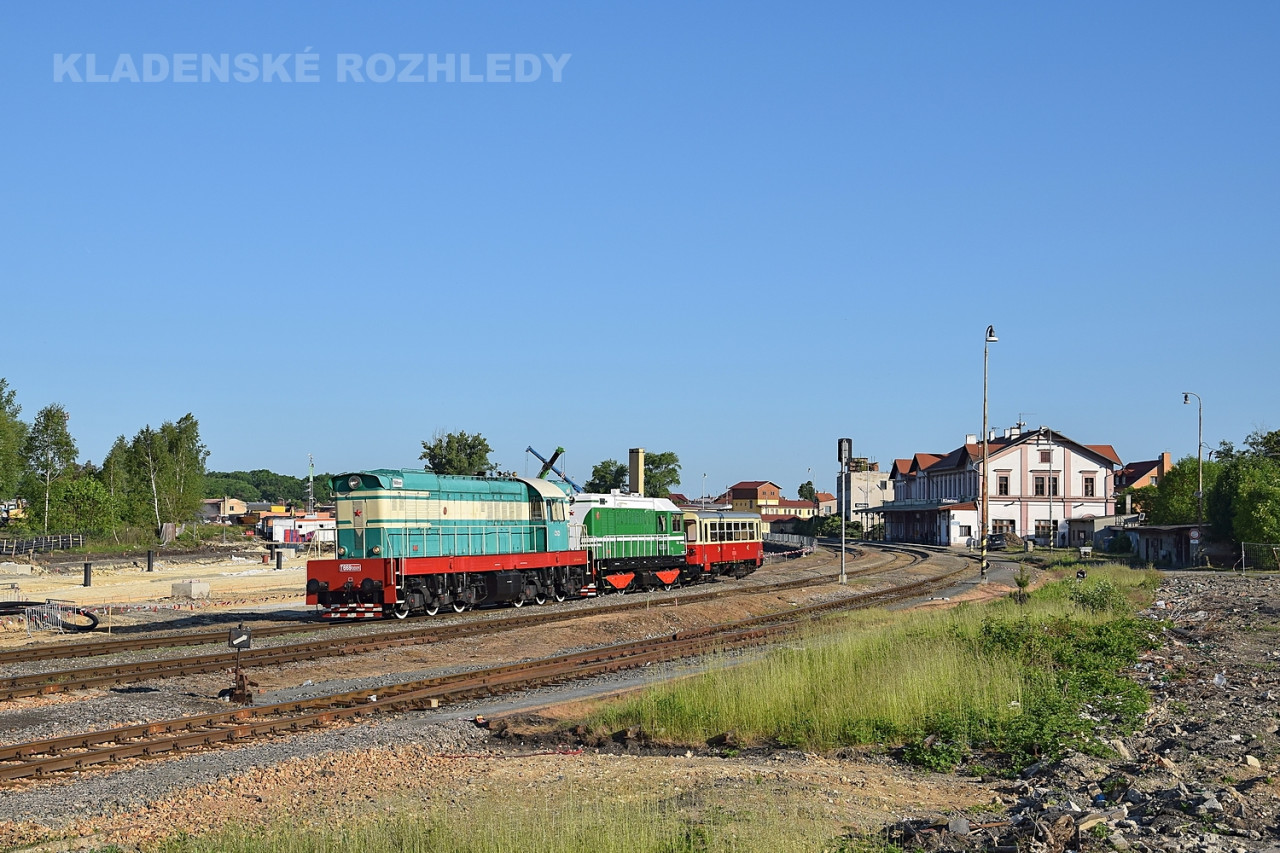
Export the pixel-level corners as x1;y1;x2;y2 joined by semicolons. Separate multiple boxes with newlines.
880;574;1280;853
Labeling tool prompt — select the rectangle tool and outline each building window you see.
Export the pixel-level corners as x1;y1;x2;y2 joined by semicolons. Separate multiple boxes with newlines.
1035;519;1053;541
998;475;1009;496
1083;476;1095;497
1149;476;1158;487
1049;476;1059;497
959;525;972;537
992;519;1015;534
1040;450;1051;464
1034;476;1046;496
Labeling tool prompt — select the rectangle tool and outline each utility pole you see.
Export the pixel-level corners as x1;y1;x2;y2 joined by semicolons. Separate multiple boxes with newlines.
981;326;998;578
838;438;851;584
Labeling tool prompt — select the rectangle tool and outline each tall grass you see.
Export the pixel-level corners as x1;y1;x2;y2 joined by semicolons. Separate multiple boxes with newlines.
154;787;838;853
591;563;1160;768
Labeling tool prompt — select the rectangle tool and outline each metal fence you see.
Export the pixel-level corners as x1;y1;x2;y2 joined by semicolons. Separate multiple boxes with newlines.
763;533;816;562
22;599;98;635
1239;542;1280;571
0;533;86;556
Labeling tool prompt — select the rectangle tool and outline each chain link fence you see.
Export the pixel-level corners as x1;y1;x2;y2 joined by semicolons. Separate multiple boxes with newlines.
1239;542;1280;571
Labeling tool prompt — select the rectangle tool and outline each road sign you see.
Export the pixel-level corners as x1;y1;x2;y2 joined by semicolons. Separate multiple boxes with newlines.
1189;529;1201;543
228;625;252;650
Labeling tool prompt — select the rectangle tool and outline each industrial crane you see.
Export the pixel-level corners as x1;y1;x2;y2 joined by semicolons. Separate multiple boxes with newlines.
524;446;583;493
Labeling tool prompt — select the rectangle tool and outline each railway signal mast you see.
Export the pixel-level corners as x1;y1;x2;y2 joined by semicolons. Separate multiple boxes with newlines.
838;437;851;584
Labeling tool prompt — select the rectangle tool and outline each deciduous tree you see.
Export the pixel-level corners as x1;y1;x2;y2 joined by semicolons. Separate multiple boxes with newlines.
585;459;627;493
642;451;681;498
0;378;25;500
420;431;494;475
22;403;77;534
798;481;817;505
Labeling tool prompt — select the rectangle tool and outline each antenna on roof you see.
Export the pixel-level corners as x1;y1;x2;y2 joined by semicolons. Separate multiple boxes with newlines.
1017;412;1034;430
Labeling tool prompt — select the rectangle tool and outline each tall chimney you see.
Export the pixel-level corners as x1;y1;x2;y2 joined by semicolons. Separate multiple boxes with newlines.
629;448;645;496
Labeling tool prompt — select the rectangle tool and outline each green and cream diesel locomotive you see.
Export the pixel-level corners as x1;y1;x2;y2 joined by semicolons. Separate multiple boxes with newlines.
305;469;761;619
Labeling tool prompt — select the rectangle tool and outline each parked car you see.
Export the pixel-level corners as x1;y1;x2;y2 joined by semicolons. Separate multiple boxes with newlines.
985;532;1007;550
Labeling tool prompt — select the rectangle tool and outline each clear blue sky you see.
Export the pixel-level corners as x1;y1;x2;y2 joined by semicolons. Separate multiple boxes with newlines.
2;3;1276;498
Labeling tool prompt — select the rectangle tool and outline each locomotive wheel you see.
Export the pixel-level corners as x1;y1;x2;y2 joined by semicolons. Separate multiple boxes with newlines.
452;600;468;613
389;602;410;620
553;588;566;602
534;591;547;605
511;597;524;608
662;583;674;591
423;600;440;617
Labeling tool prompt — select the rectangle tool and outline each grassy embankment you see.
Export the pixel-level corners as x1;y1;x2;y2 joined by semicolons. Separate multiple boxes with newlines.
591;563;1160;770
142;563;1161;853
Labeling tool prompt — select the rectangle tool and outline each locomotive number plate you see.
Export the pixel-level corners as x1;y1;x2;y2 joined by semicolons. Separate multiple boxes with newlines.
339;564;362;572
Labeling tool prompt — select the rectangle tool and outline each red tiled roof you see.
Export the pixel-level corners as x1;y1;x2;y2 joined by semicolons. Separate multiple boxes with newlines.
730;481;777;490
775;498;816;510
1086;444;1122;466
815;492;835;502
761;513;800;522
892;459;912;476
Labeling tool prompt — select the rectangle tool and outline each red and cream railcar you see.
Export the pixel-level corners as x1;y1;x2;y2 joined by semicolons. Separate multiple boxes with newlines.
683;510;763;579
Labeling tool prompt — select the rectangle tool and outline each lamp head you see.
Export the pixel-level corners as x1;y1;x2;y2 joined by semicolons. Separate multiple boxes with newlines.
985;325;998;343
1183;393;1190;404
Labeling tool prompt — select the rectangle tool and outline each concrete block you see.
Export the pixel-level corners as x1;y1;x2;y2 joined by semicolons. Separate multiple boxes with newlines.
172;580;211;599
0;562;33;575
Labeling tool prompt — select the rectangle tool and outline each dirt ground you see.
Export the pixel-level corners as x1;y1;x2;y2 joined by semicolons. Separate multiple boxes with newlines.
0;545;305;645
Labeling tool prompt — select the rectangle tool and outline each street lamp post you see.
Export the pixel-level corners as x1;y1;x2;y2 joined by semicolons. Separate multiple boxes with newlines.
981;325;998;578
1182;391;1203;565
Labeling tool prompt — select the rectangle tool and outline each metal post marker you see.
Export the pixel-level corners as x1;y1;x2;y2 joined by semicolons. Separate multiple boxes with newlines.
1182;392;1204;566
838;438;851;584
981;325;998;579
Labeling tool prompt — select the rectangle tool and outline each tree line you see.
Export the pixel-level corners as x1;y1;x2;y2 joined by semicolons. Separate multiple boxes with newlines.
0;378;209;539
1117;428;1280;543
420;431;683;498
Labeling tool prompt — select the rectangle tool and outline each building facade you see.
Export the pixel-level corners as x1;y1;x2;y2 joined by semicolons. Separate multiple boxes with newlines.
880;426;1120;547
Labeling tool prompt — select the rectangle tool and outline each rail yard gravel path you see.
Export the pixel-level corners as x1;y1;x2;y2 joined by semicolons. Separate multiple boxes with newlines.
0;544;1003;850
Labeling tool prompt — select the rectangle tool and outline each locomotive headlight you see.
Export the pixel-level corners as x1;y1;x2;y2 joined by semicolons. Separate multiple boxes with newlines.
371;546;382;555
337;546;346;557
347;475;362;490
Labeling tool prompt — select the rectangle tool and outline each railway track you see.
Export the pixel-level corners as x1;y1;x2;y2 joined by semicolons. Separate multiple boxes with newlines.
0;551;970;782
0;548;856;667
0;546;919;701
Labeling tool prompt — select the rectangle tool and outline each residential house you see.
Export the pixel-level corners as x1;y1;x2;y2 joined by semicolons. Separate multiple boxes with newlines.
729;481;781;514
816;492;837;516
1115;452;1173;491
880;425;1120;547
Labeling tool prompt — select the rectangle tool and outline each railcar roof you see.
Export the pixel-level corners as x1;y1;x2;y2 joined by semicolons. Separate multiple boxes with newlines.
333;469;568;497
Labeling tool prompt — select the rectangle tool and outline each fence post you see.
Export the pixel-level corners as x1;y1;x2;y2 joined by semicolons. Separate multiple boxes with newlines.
147;550;154;573
84;562;92;587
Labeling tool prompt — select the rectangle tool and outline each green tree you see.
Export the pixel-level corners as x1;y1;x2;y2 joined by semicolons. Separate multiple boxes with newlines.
1230;457;1280;543
798;480;817;505
48;476;114;535
1147;456;1221;525
420;431;494;475
204;474;262;502
22;403;78;534
98;436;135;541
0;378;26;500
126;415;209;532
642;451;681;498
1242;428;1280;462
585;459;628;493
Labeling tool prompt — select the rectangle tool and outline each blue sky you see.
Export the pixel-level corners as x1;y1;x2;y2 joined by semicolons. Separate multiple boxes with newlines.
1;2;1276;498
